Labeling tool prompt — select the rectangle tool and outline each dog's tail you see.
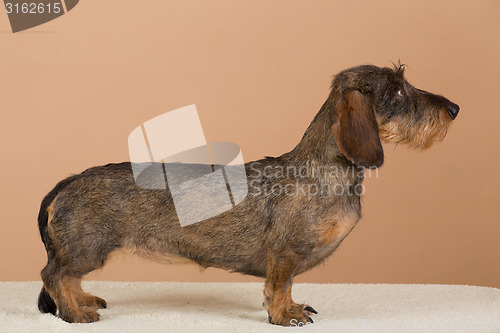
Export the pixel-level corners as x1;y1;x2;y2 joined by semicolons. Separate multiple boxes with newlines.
38;286;57;315
37;175;78;315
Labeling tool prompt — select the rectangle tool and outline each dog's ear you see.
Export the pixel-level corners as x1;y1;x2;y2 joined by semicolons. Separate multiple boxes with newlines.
332;90;384;168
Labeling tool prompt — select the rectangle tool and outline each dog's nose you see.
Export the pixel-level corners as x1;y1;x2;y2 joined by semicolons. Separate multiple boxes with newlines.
447;103;460;120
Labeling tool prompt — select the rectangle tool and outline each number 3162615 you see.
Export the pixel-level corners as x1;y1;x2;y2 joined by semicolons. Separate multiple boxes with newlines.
5;2;62;14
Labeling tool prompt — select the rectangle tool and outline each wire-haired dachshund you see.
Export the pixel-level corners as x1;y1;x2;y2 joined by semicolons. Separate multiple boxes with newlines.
37;63;459;326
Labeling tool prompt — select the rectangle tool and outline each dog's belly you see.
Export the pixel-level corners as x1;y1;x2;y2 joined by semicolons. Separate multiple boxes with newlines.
121;197;270;277
126;236;269;278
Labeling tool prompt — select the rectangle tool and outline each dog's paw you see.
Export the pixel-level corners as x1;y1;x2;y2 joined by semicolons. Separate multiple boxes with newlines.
93;296;107;309
76;294;107;310
59;308;100;323
304;305;318;314
268;303;317;326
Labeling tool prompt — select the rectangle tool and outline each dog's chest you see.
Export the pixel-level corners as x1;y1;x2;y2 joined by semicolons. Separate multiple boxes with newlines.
311;209;360;258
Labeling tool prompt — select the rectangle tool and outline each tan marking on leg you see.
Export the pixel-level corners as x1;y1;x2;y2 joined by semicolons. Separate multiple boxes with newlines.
56;276;100;323
264;252;313;326
73;284;107;310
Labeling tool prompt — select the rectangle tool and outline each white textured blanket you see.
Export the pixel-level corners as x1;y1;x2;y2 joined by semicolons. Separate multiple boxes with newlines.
0;282;499;333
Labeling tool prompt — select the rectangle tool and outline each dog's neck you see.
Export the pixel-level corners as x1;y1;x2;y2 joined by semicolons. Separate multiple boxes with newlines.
285;98;355;170
274;99;365;188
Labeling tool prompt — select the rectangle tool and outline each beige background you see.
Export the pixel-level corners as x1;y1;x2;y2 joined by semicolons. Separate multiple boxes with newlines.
0;0;499;288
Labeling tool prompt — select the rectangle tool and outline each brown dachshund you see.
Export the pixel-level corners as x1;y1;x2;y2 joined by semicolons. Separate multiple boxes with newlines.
37;64;459;326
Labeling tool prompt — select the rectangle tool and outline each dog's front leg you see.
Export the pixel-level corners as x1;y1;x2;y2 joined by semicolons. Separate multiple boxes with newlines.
263;251;317;326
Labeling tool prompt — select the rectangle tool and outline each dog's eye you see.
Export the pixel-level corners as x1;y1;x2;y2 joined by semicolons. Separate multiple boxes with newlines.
397;89;404;97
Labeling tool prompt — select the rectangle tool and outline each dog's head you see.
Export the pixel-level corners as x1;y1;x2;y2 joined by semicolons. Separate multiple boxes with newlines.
330;63;459;169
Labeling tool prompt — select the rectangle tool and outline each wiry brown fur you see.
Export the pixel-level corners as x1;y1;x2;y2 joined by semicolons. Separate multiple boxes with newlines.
37;64;458;325
379;108;452;149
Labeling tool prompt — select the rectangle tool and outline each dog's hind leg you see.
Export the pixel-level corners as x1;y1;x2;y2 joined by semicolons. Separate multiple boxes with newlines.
55;275;100;323
39;213;119;323
41;252;108;323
